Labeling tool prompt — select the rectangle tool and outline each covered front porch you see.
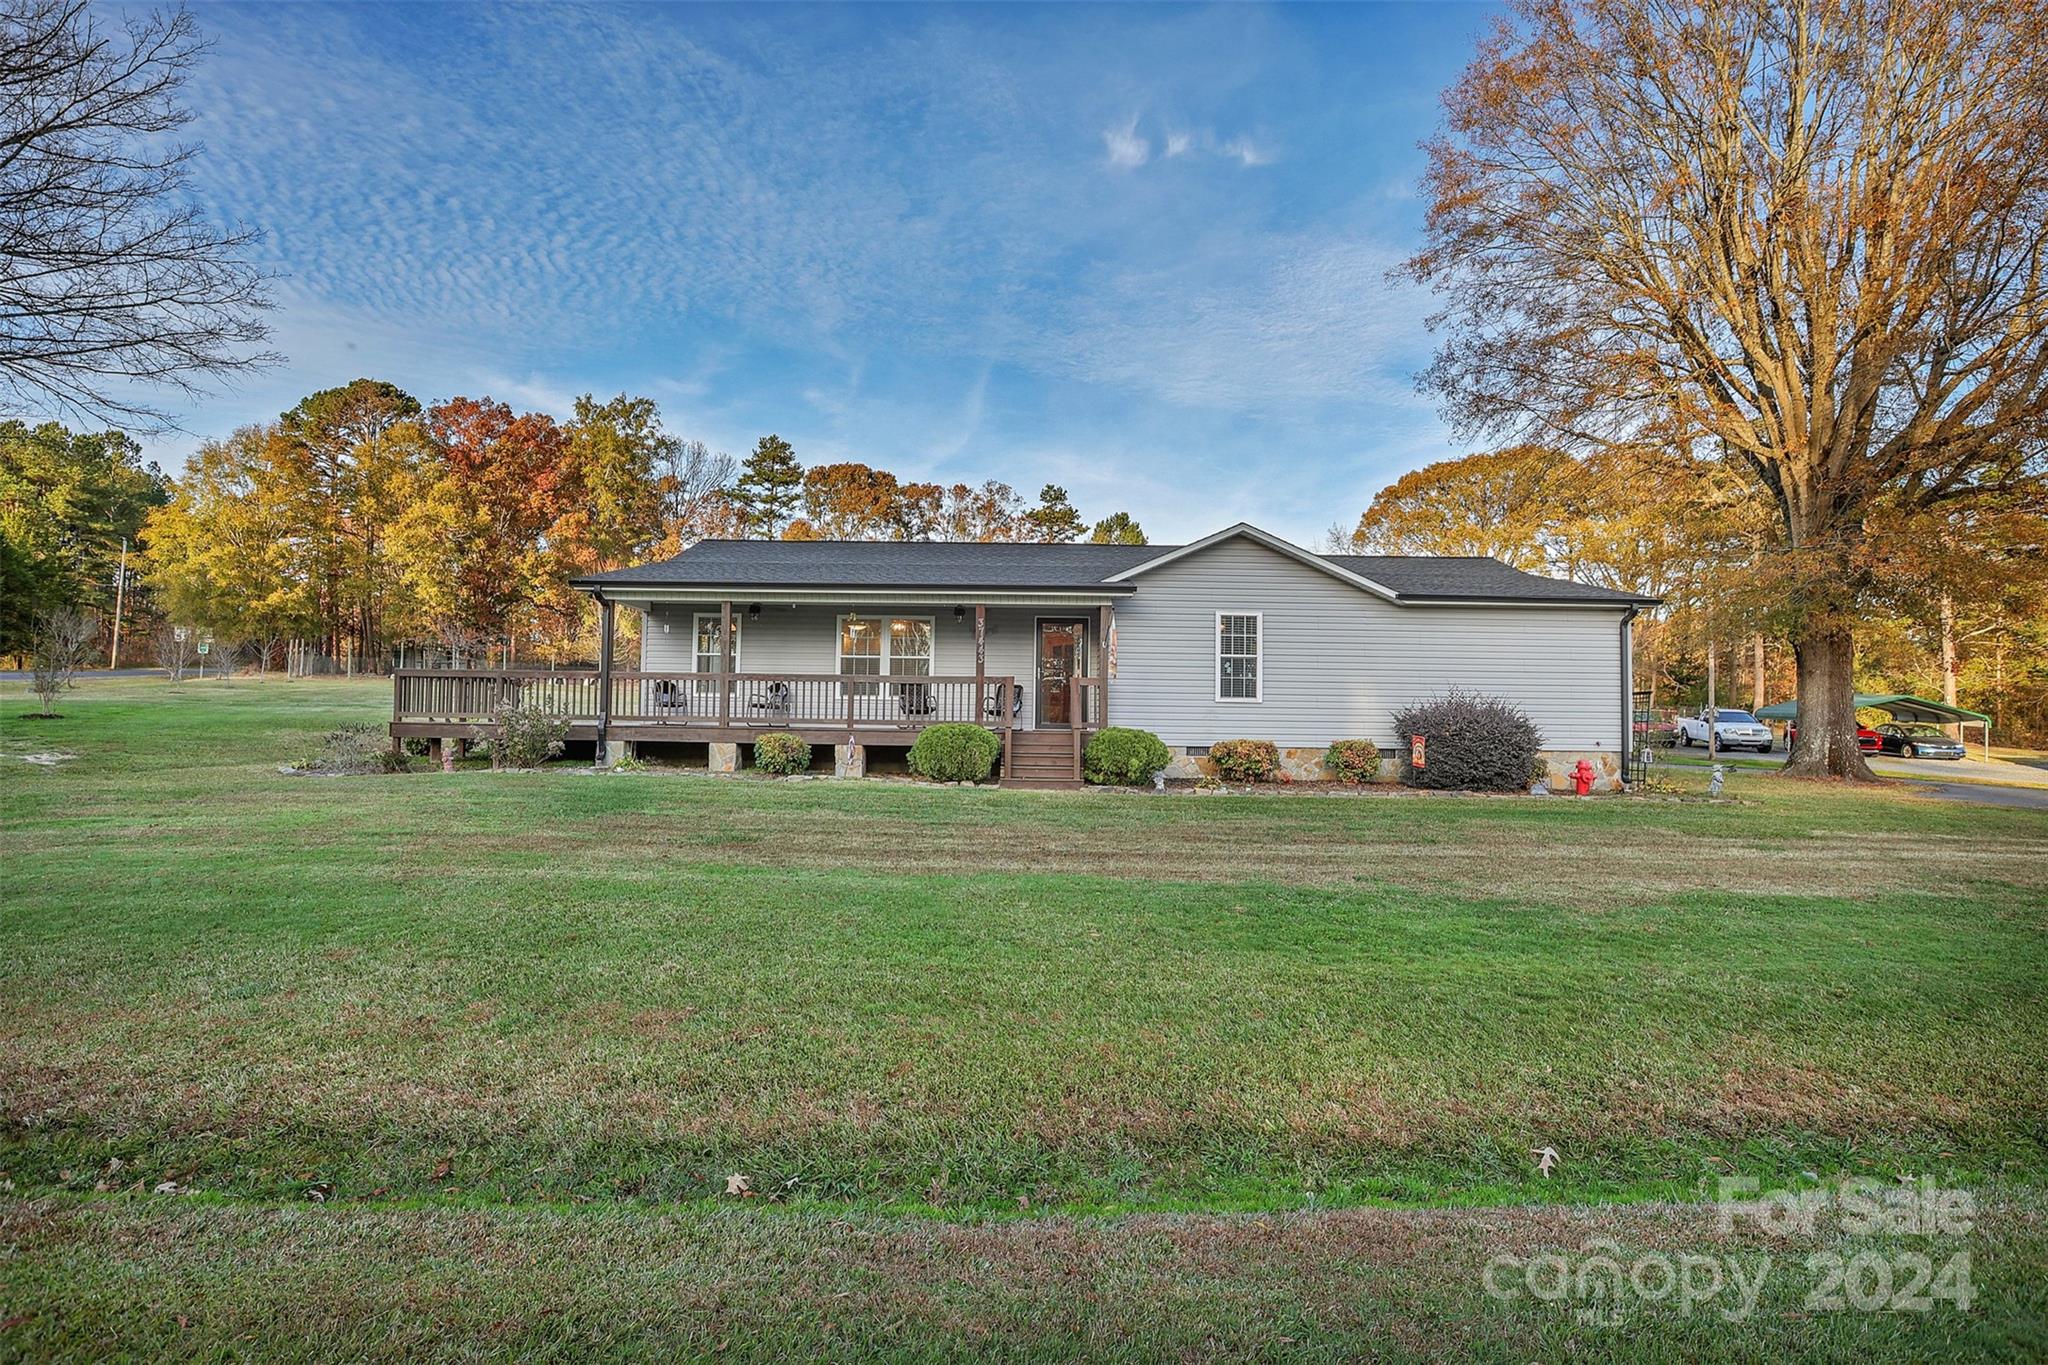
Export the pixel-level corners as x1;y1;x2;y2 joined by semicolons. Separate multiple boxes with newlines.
390;595;1114;784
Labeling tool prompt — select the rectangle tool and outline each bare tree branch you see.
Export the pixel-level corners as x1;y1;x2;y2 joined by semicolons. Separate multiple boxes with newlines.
0;0;273;427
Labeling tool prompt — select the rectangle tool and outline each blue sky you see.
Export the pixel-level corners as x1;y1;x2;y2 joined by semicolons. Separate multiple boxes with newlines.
153;1;1495;544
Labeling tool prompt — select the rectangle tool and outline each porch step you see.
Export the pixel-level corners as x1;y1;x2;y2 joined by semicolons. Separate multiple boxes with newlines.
1002;729;1083;787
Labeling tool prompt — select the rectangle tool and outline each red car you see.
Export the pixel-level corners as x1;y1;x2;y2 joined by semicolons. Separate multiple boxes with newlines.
1784;722;1881;753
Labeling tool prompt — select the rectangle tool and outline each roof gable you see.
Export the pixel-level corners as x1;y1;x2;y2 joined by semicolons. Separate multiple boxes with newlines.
1103;522;1402;601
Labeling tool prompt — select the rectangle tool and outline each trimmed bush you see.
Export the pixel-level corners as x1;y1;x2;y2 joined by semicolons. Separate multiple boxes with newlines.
908;723;1000;783
494;699;570;769
1083;727;1172;785
1208;738;1280;782
752;731;812;775
1324;739;1382;784
1391;690;1544;792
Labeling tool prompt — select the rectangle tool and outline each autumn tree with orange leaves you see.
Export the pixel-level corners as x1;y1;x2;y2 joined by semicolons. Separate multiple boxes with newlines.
1408;0;2048;777
390;396;569;660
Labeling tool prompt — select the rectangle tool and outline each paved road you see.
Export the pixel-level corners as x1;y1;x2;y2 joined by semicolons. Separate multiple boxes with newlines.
1662;742;2048;788
1907;781;2048;812
0;668;169;681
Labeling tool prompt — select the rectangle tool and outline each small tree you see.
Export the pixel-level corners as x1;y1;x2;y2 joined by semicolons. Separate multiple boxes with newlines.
28;606;95;715
155;624;194;681
210;638;248;679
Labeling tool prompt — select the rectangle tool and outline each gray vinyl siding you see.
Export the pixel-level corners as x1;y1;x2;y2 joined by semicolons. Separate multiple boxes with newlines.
1109;538;1627;751
627;539;1627;749
639;603;1066;730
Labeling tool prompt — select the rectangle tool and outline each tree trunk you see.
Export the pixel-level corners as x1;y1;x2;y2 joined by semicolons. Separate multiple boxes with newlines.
1750;634;1765;711
1784;624;1876;780
1939;592;1961;740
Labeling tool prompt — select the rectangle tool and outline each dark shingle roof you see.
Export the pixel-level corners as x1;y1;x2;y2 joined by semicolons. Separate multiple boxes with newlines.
576;537;1656;605
1322;555;1653;604
579;540;1159;591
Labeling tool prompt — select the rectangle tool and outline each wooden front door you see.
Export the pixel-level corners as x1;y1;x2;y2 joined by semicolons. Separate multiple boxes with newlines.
1036;618;1088;728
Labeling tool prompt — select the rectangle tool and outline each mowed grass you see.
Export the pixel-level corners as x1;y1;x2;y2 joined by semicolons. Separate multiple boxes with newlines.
3;678;2047;1358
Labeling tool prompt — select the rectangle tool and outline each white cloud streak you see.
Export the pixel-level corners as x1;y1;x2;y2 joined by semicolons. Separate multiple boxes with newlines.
1102;115;1150;169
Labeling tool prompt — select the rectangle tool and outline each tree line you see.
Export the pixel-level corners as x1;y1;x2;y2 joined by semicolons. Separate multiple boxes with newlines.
3;378;1149;671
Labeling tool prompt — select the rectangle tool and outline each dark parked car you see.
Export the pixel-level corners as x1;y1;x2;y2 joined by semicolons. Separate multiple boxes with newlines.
1874;723;1967;760
1785;722;1881;753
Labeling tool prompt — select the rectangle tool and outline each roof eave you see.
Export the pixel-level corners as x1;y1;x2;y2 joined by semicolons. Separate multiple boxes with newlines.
573;579;1138;598
1397;593;1663;608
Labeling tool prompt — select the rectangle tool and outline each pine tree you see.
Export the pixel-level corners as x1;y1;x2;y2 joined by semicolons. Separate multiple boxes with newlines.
1088;512;1147;545
733;435;804;538
1024;484;1086;543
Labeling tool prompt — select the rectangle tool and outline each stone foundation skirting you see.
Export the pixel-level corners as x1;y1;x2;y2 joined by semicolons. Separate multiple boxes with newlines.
1162;745;1626;792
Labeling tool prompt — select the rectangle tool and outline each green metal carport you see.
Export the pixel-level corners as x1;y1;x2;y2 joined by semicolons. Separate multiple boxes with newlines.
1754;694;1993;760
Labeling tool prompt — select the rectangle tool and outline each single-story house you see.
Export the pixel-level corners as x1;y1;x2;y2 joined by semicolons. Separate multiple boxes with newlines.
389;522;1656;788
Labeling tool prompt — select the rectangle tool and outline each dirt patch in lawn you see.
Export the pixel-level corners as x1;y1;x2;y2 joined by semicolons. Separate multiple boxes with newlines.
483;807;2048;904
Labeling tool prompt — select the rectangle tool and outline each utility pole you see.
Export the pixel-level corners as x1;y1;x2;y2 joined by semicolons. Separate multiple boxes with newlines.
108;538;128;668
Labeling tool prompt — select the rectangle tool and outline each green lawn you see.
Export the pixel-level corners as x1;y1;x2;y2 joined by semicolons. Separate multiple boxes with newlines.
4;678;2046;1358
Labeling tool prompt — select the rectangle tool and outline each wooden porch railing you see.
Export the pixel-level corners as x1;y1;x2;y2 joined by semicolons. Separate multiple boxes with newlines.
393;669;1019;733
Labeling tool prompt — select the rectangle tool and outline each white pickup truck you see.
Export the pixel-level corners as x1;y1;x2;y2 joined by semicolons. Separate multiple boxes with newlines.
1674;708;1777;752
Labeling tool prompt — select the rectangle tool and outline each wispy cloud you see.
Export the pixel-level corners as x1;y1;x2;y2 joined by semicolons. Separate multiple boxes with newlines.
1102;115;1150;169
1048;237;1429;410
1157;126;1274;168
1215;134;1274;168
136;1;1480;542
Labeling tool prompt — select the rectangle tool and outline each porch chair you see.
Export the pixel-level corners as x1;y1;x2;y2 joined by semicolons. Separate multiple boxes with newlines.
896;681;937;724
748;680;792;722
984;681;1023;722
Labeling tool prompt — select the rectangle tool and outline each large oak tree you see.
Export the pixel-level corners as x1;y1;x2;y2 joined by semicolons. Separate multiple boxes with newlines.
1407;0;2048;776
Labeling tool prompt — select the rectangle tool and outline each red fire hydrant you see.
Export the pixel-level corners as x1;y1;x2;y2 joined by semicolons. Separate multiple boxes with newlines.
1571;758;1596;796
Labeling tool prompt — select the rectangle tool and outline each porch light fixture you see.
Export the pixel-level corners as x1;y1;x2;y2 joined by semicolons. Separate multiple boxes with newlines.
747;604;761;620
953;606;965;621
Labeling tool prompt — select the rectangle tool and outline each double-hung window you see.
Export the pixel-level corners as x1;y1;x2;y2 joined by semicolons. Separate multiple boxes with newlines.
838;615;932;693
1216;612;1261;702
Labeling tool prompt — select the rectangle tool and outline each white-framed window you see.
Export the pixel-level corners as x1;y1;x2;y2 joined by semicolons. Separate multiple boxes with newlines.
838;615;933;691
1215;611;1261;702
693;613;741;672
